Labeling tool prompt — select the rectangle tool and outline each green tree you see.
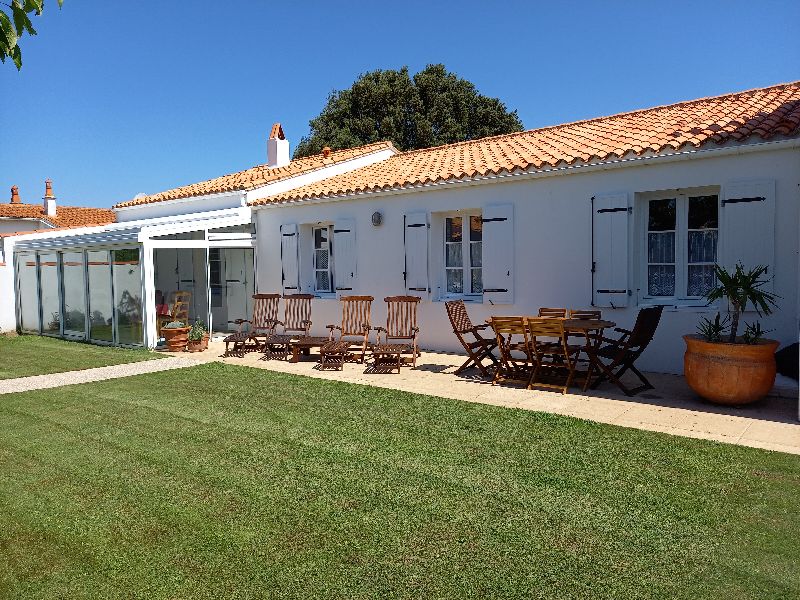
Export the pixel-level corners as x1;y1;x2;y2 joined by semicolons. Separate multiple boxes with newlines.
0;0;62;70
294;64;524;158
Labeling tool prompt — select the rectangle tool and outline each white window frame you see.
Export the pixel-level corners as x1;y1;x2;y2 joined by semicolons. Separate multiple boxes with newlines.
312;224;334;295
637;187;720;306
442;212;482;299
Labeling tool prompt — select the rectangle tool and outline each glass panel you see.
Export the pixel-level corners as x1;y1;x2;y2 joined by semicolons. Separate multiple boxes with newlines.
471;269;483;294
648;199;676;231
446;243;462;268
688;265;716;297
315;248;329;270
470;242;482;268
314;227;327;248
445;217;462;242
647;232;675;263
39;252;60;334
88;250;113;342
16;253;39;333
315;271;330;292
688;195;719;229
62;251;86;338
112;248;143;345
647;265;675;297
469;215;482;242
446;269;463;294
688;230;718;264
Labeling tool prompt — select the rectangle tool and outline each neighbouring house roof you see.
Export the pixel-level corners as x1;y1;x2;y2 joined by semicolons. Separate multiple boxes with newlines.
113;141;398;208
250;81;800;206
0;203;116;229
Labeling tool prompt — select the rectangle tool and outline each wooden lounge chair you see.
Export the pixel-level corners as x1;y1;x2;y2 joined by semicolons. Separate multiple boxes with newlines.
584;305;664;396
371;296;421;373
445;300;498;377
263;294;315;359
528;317;581;394
538;307;567;318
224;293;280;356
489;316;534;387
321;295;374;369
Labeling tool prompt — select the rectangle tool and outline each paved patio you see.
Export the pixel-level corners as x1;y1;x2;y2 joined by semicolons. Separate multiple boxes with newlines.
182;341;800;455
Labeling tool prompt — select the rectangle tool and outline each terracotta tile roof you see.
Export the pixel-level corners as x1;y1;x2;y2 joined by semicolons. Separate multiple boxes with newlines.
251;81;800;206
0;203;116;229
114;141;397;208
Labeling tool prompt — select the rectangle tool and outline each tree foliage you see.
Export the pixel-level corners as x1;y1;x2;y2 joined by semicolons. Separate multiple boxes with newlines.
294;64;524;158
0;0;62;70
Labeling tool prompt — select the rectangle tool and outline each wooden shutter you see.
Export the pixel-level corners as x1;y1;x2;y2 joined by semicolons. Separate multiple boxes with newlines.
333;219;356;296
404;212;429;294
721;180;776;291
482;204;514;305
280;223;299;294
592;193;629;307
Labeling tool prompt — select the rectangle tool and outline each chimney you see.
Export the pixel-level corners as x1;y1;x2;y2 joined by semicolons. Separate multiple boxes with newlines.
43;179;57;217
267;122;290;168
10;185;20;204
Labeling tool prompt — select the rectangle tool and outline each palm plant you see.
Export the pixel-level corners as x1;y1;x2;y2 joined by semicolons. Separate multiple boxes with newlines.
705;263;778;343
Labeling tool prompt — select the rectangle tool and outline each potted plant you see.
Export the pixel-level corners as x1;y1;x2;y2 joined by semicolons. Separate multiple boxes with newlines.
186;321;209;352
683;263;780;405
162;320;190;352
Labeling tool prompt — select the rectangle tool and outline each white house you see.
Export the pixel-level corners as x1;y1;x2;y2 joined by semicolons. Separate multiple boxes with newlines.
4;82;799;377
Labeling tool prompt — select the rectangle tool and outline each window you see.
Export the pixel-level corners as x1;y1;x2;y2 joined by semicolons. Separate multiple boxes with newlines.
313;225;333;293
643;193;718;301
209;248;223;308
444;214;482;296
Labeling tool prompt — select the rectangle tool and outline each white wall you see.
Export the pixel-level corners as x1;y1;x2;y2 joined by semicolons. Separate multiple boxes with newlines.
0;218;47;234
254;145;800;374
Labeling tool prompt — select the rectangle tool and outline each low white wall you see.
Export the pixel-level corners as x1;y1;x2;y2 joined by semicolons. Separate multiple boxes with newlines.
254;146;800;374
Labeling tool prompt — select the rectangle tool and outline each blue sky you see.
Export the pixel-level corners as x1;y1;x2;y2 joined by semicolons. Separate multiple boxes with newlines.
1;0;798;208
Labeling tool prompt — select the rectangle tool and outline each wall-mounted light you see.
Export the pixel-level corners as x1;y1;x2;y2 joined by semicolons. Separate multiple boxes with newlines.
371;211;383;226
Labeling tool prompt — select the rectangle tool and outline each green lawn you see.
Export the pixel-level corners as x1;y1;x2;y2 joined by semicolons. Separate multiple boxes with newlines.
1;363;798;599
0;335;160;380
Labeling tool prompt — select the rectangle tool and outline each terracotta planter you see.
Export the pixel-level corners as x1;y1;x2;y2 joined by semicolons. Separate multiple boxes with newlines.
162;327;190;352
683;334;779;405
186;333;209;353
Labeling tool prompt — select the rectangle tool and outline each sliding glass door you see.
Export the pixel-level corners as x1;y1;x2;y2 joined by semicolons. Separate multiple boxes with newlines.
87;250;114;342
112;248;143;345
38;252;61;335
61;251;87;339
16;253;39;333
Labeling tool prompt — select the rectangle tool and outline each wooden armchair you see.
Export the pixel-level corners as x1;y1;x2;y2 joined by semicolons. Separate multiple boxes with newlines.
371;296;421;372
325;295;374;364
224;293;280;356
528;317;581;394
538;307;567;318
445;300;498;377
583;305;664;396
489;316;534;387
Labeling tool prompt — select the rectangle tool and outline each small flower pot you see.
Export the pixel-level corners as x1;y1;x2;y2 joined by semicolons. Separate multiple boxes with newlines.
683;334;779;405
162;327;191;352
186;334;209;353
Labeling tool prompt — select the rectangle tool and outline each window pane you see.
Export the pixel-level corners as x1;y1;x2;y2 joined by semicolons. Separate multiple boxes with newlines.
688;265;716;297
315;248;329;270
648;199;676;231
88;250;113;342
470;241;482;268
16;253;39;333
647;232;675;263
445;217;462;242
314;227;327;248
62;251;86;337
469;215;482;242
446;269;463;294
446;242;462;268
648;265;675;296
688;195;719;229
39;252;60;334
315;271;330;292
688;230;718;264
471;269;483;294
113;248;142;345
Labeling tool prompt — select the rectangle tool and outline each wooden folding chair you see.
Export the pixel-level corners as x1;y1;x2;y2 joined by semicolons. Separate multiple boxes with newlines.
445;300;498;377
538;307;567;318
263;294;314;359
158;290;192;337
527;317;581;394
224;293;280;356
568;309;602;320
371;296;421;372
584;305;664;396
489;316;534;387
322;295;374;368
